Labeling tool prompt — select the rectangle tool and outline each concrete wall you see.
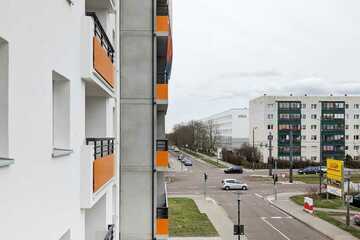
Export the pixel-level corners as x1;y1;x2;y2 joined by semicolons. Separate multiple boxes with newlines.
0;0;120;239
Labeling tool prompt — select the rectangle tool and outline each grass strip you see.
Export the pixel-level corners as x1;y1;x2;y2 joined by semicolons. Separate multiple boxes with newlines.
315;211;360;239
181;148;227;168
169;198;218;237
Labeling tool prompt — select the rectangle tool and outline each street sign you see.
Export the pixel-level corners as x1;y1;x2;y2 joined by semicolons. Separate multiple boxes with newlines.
327;159;343;182
345;195;353;204
234;224;244;235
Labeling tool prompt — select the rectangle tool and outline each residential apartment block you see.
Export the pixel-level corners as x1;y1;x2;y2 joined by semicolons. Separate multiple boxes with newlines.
202;108;249;149
120;0;172;239
250;95;360;163
0;0;172;239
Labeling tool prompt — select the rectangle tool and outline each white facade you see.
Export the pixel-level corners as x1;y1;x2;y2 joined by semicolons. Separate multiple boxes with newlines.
203;108;249;149
0;1;119;239
250;95;360;163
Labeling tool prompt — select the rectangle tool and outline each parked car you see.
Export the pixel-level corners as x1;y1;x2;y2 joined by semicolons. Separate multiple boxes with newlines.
298;166;325;175
224;166;243;174
351;194;360;208
222;179;248;190
354;214;360;226
183;159;193;166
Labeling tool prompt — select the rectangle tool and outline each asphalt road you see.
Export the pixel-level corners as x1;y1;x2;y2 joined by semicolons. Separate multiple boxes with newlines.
166;153;331;240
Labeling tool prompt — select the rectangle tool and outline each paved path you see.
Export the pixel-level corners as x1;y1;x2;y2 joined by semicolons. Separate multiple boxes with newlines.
267;192;358;240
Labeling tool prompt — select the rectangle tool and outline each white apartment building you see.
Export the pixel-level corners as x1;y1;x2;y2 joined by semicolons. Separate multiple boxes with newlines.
203;108;249;149
1;1;120;239
250;95;360;163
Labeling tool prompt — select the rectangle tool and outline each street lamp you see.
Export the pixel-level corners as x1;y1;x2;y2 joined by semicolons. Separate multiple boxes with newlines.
252;127;258;170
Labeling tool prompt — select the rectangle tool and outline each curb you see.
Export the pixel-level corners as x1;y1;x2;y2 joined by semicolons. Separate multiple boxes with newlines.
266;195;355;240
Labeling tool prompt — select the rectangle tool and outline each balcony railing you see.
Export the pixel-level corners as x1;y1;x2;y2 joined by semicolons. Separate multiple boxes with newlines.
86;137;115;192
86;12;115;88
156;183;169;237
156;139;169;169
104;224;115;240
86;12;114;62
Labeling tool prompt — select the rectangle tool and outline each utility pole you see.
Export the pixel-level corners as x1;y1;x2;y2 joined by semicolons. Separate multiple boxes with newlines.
289;130;293;183
204;172;208;199
274;155;278;200
319;124;323;195
237;193;241;240
268;133;273;176
252;127;256;170
345;171;351;227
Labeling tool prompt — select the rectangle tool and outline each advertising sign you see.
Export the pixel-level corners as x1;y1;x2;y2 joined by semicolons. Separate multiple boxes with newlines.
303;197;314;214
327;185;342;197
327;159;343;182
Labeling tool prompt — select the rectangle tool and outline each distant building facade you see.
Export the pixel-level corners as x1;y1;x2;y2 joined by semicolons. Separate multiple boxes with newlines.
203;108;249;150
250;95;360;163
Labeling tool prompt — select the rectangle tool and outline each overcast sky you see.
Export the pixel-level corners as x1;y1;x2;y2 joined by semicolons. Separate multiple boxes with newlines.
166;0;360;132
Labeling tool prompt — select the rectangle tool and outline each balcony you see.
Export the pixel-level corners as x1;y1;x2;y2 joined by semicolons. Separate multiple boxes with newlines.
82;13;115;95
85;0;115;13
156;183;169;239
81;137;115;208
156;139;169;171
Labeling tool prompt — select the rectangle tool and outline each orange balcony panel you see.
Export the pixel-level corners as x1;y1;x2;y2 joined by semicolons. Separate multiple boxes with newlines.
156;84;168;101
93;37;115;88
93;154;115;192
156;150;169;168
157;16;169;33
156;218;169;235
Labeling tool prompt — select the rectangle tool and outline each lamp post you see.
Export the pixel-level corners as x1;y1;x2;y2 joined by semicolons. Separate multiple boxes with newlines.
252;127;257;170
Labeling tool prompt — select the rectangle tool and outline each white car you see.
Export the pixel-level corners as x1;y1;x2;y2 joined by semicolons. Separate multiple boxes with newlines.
222;179;248;191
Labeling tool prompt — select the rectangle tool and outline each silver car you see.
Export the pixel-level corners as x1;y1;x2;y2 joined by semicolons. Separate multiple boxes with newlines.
222;179;248;191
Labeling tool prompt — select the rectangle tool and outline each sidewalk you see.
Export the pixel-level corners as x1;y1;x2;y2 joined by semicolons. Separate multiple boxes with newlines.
169;194;247;240
267;192;358;240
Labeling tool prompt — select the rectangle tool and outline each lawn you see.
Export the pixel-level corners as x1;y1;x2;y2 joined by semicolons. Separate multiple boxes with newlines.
290;194;344;209
293;174;324;184
169;198;218;237
315;211;360;239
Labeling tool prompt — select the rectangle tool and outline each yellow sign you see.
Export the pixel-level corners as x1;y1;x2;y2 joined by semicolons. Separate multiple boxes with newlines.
327;159;343;182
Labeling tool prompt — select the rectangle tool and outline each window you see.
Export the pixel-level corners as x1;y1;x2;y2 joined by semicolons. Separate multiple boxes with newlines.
346;135;349;140
346;104;349;109
355;125;360;130
302;125;306;130
355;114;360;119
302;114;306;119
0;38;9;157
267;104;274;108
355;146;360;150
267;114;273;119
267;124;273;130
346;125;349;130
355;135;360;140
302;104;306;109
52;71;70;149
311;104;317;109
302;135;306;140
311;125;317;130
311;156;317;161
311;114;317;119
355;156;360;161
355;104;360;109
345;146;349;150
311;135;317;140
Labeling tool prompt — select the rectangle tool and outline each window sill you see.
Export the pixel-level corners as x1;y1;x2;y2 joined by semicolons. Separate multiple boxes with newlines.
52;147;73;158
0;157;14;167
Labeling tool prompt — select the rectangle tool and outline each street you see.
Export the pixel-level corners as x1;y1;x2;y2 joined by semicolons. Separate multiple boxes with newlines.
166;153;331;240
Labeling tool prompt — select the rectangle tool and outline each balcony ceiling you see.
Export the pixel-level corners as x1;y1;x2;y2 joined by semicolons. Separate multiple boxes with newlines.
86;0;115;12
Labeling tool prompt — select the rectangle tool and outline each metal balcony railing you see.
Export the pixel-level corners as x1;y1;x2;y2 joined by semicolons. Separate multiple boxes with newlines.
157;139;168;151
104;224;115;240
86;138;115;160
86;12;115;63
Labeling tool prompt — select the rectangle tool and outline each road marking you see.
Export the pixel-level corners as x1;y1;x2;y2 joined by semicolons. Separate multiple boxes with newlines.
254;193;264;199
261;217;291;240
